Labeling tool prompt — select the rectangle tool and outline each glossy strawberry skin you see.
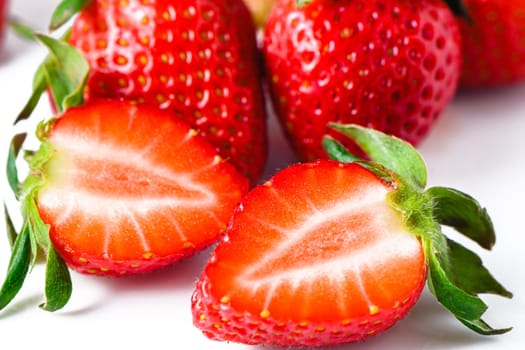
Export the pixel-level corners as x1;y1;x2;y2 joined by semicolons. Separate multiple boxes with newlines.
36;100;249;276
192;160;427;347
263;0;461;161
459;0;525;88
69;0;267;183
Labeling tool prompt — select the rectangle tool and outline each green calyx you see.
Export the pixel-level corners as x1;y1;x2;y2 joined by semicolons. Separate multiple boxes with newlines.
1;2;90;313
323;124;512;336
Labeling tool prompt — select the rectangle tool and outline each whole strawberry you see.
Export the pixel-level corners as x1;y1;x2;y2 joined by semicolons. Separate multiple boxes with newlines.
192;125;512;347
65;0;267;182
263;0;461;161
458;0;525;88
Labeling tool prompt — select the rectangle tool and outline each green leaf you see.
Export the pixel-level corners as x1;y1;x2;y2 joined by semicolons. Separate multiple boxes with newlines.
4;203;17;248
458;317;512;335
15;72;47;124
49;0;92;31
40;245;72;311
6;134;27;198
322;135;360;163
44;66;75;113
445;239;512;298
35;33;89;113
329;123;427;190
8;17;38;41
427;243;488;321
426;239;511;335
427;186;495;250
0;226;32;310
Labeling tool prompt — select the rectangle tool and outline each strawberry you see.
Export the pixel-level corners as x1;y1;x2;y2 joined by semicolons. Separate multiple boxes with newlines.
458;0;525;88
262;0;462;161
192;125;512;347
56;0;267;183
1;98;248;311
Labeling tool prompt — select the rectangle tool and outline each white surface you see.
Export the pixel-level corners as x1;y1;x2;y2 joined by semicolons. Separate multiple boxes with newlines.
0;1;523;349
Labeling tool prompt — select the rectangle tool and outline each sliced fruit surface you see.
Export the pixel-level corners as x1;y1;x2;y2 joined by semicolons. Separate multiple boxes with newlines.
36;99;249;275
193;160;426;346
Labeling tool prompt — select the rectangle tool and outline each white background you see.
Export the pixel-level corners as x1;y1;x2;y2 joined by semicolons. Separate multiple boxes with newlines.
0;1;523;349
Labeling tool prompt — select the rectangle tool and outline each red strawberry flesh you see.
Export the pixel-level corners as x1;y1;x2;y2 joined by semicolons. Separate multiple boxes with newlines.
37;100;249;275
192;160;427;346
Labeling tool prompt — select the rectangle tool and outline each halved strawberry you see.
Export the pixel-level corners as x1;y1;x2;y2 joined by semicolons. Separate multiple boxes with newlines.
1;99;248;311
192;125;512;347
40;99;248;275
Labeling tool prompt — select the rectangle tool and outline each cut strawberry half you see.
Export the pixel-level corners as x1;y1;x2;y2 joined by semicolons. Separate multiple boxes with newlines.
1;99;248;311
193;160;427;345
192;124;512;347
38;99;248;275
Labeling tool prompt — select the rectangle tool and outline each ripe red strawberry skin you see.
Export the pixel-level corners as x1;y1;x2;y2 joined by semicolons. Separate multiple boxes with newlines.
458;0;525;88
69;0;267;183
263;0;461;161
36;99;249;276
192;160;427;347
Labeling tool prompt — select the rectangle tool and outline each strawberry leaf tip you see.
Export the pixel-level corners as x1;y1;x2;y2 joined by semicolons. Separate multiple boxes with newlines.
49;0;92;31
323;124;512;336
328;123;427;190
41;245;72;311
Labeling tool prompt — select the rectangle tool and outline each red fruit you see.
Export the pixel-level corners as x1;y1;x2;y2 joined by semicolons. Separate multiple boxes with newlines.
69;0;267;182
34;99;248;276
458;0;525;88
262;0;461;161
192;125;512;346
193;161;426;346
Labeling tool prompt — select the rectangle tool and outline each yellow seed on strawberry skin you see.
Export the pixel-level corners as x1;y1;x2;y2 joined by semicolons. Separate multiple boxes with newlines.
220;296;230;304
143;252;153;260
199;314;206;321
